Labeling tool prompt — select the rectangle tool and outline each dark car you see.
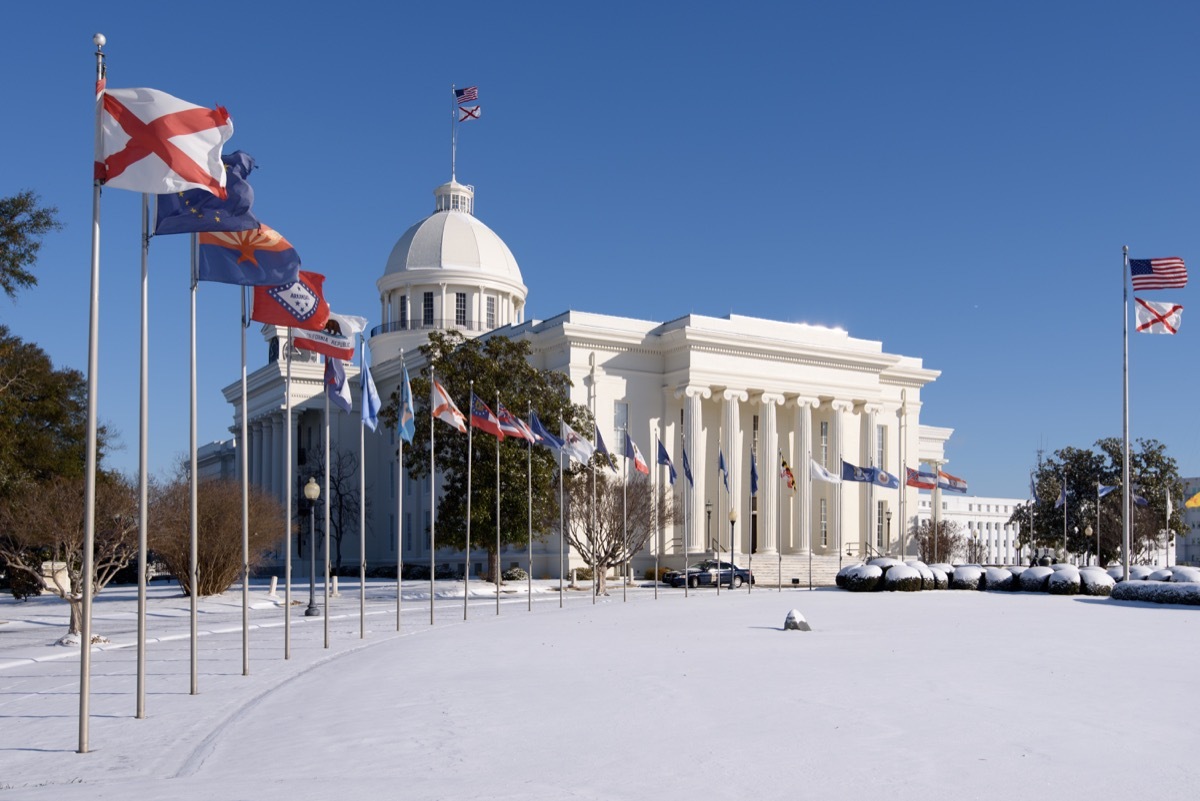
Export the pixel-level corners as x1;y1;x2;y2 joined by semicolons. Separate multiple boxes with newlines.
663;560;754;589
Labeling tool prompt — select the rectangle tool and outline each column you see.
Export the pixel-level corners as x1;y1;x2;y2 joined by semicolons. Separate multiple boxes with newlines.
756;393;785;555
722;389;748;557
829;400;853;560
865;404;881;554
792;396;818;554
262;415;276;500
271;412;284;502
676;385;711;552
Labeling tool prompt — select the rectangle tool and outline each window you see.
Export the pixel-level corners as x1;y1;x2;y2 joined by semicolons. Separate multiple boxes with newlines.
752;415;759;449
455;292;467;326
398;294;407;328
876;424;885;469
820;421;829;467
422;292;434;326
877;500;885;547
486;296;496;328
820;499;828;547
388;514;395;552
614;401;629;444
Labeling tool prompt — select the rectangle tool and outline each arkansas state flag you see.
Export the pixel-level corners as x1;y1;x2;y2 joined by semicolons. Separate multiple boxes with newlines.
198;224;301;286
293;311;367;360
95;82;232;198
250;271;329;331
624;433;649;475
470;393;505;440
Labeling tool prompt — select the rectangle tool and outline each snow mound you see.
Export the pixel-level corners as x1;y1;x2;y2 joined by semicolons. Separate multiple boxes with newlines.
1079;569;1115;596
1047;566;1081;595
836;562;865;589
1148;569;1173;582
784;609;812;631
841;564;882;592
1129;565;1155;581
1019;566;1054;593
929;563;954;575
1170;566;1200;583
882;564;922;592
1106;565;1125;581
906;561;935;589
929;567;948;590
982;567;1014;592
950;566;984;590
867;557;904;570
1111;580;1200;606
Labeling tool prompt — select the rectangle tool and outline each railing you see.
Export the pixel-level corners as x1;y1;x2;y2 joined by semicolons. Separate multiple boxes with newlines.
369;318;490;338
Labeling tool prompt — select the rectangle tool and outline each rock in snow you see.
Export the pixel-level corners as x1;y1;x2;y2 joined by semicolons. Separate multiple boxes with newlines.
784;609;812;631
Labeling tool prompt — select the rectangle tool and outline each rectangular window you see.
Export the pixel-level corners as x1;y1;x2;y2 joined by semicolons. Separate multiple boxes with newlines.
820;499;828;547
877;500;885;547
388;514;395;552
486;296;496;329
398;294;408;328
455;292;467;326
422;292;434;326
820;421;829;467
752;414;760;449
614;401;629;444
876;424;885;469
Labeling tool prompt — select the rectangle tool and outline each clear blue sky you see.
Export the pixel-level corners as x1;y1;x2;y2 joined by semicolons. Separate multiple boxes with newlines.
3;1;1198;498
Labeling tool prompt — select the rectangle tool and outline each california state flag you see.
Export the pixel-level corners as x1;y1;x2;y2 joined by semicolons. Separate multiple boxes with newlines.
95;80;233;198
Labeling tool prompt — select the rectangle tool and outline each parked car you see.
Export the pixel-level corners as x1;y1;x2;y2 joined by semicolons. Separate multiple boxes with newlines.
663;560;754;589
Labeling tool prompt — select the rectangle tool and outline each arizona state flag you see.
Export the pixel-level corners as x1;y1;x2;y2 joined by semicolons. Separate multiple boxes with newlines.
250;271;329;331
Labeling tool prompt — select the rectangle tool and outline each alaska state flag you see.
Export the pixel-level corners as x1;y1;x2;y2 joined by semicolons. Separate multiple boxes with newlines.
250;271;329;331
155;151;259;235
198;224;302;286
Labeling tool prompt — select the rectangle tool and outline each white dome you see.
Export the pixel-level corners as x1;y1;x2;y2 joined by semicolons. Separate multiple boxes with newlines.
383;180;524;288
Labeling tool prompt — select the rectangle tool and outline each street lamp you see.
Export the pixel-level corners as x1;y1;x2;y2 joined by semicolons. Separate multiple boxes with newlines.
728;508;737;590
1071;525;1078;564
885;510;893;556
706;500;713;553
1086;525;1094;566
303;477;321;617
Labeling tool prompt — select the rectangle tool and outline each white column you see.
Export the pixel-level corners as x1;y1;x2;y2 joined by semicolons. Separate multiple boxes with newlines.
439;283;447;328
830;400;853;560
792;396;818;554
676;385;711;552
722;389;748;557
756;393;784;555
404;284;412;329
865;404;881;554
263;414;277;500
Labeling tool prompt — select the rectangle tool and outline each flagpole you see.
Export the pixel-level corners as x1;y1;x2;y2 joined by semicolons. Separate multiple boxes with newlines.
189;234;200;688
1122;245;1131;581
450;83;458;181
777;450;782;592
430;367;437;625
527;401;533;612
559;417;565;608
359;337;366;639
240;290;251;667
807;448;813;590
136;193;149;717
496;391;502;616
465;381;473;621
622;437;628;603
653;437;659;601
284;328;293;659
1062;474;1068;562
682;434;688;599
324;361;331;647
397;352;406;631
79;32;106;754
899;390;907;560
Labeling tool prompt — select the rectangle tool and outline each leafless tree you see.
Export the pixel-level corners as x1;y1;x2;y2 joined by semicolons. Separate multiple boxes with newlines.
913;519;964;564
0;474;137;637
299;448;365;571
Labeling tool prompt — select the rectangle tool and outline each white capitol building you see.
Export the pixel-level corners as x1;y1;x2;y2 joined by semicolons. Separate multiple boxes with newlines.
202;174;985;583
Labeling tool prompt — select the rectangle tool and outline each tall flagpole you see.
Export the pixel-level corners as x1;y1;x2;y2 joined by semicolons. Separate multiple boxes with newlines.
284;328;294;659
527;401;533;611
324;362;331;648
430;367;437;624
450;84;458;181
899;390;907;559
465;381;474;621
1122;245;1132;581
189;235;200;690
80;33;106;753
653;437;659;600
682;434;689;599
240;289;251;669
397;352;406;631
359;337;367;639
136;194;149;717
559;416;565;608
622;437;628;603
496;390;502;616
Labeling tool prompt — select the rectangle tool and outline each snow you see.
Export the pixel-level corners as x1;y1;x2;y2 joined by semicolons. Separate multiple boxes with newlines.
3;577;1200;800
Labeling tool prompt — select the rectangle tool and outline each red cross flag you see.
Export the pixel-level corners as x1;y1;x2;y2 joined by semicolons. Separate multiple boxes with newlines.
1134;297;1183;334
458;105;481;122
94;80;233;198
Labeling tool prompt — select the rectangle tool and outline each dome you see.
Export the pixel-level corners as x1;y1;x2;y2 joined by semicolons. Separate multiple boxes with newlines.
383;180;524;288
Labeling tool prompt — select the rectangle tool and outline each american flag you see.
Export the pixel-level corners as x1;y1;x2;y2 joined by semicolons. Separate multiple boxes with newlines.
454;85;478;104
1130;257;1187;290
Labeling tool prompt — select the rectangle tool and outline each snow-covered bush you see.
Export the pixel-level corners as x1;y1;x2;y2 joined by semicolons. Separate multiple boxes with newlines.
882;564;922;592
868;557;903;570
1128;565;1154;581
906;561;935;590
950;565;984;590
841;564;882;592
1106;565;1125;581
836;562;865;589
930;563;954;576
1111;580;1200;606
1170;566;1200;583
982;567;1014;592
929;567;948;590
1079;568;1115;596
1047;566;1080;595
1148;569;1173;582
503;567;528;581
1019;566;1053;593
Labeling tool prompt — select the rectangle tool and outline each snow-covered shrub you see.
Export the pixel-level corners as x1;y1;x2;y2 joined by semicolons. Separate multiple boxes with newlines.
906;561;935;590
502;567;528;581
836;562;865;589
930;563;954;576
1148;569;1173;582
1019;566;1054;593
1079;568;1115;596
1111;580;1200;606
841;564;882;592
950;565;984;590
883;564;922;592
1128;565;1154;581
982;567;1014;592
1106;565;1125;582
929;567;948;590
1170;566;1200;583
1047;566;1081;595
868;557;903;570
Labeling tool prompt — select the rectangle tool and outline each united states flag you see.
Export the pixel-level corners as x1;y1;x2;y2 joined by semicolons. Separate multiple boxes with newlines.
454;86;478;104
1130;257;1187;290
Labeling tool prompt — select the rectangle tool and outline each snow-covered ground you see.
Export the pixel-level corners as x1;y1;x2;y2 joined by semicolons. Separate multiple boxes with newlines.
2;577;1198;800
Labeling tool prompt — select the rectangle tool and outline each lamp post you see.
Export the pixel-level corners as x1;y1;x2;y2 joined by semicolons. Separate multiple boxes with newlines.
706;500;713;553
728;508;737;590
1071;525;1078;565
1086;525;1094;566
885;510;893;557
303;477;321;617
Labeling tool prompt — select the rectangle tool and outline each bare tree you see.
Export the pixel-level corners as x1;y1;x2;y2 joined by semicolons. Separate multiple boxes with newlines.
913;519;963;564
563;466;676;595
300;448;364;571
0;474;137;638
963;531;988;564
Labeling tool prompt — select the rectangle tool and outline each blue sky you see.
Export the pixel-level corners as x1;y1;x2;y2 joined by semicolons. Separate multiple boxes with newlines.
3;1;1198;498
